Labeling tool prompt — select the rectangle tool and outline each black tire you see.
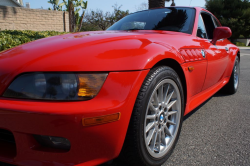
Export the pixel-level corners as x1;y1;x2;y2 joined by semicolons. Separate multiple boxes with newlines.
222;56;240;94
119;66;184;166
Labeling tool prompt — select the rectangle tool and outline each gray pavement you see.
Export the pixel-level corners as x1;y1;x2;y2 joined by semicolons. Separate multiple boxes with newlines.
238;47;250;50
240;49;250;56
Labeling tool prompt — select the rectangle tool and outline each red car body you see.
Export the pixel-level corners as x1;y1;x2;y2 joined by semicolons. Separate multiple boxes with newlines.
0;7;239;166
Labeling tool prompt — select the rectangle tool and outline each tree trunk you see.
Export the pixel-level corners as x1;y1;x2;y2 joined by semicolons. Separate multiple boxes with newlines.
171;0;176;6
148;0;165;9
69;1;75;32
78;12;85;32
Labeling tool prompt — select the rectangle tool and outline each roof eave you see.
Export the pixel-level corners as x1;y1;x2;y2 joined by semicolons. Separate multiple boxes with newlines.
10;0;23;7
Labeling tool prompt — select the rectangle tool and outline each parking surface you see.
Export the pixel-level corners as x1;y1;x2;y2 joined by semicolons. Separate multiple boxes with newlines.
240;48;250;56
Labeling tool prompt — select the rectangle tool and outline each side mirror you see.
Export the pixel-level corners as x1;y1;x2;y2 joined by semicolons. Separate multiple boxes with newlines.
211;27;232;45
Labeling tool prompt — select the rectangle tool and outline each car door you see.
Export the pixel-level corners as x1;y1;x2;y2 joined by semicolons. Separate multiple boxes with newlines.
179;14;208;97
197;12;229;90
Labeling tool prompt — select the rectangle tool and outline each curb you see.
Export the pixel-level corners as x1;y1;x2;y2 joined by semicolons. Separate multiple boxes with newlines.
238;47;250;50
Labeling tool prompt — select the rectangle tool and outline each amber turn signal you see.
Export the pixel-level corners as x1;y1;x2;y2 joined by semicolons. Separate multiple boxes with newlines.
188;66;194;72
78;74;108;98
82;113;121;126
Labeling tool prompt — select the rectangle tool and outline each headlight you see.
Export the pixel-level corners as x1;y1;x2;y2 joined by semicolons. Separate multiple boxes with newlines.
3;73;108;100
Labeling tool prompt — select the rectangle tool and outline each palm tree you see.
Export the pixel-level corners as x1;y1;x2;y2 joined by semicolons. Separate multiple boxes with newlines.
148;0;175;9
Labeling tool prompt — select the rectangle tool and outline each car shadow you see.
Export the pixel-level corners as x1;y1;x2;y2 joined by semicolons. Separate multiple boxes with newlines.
213;89;233;97
184;89;231;121
183;96;211;121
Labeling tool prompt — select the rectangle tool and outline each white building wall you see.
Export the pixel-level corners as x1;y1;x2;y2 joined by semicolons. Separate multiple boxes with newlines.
16;0;23;6
19;0;23;6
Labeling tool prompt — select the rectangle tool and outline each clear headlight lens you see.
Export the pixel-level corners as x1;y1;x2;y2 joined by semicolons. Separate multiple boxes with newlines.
3;73;108;100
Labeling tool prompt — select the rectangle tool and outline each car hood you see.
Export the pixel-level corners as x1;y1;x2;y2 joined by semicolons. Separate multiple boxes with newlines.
0;30;187;93
0;30;189;71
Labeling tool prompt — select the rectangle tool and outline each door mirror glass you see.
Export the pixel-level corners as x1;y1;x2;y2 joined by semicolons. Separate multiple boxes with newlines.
212;27;232;45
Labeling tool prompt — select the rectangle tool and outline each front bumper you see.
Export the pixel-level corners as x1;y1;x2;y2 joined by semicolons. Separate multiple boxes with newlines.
0;70;149;166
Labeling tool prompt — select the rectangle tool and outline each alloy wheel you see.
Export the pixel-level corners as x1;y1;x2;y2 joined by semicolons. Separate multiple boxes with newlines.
234;60;239;90
144;79;181;158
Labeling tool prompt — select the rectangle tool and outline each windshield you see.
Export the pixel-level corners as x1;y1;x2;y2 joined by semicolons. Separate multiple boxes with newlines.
107;7;195;34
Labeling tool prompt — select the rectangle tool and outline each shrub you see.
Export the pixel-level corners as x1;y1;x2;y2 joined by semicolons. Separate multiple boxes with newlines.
235;42;246;47
81;22;101;31
0;30;67;52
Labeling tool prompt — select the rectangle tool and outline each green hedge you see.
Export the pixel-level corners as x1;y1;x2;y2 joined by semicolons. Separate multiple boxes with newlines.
235;41;246;47
0;30;67;52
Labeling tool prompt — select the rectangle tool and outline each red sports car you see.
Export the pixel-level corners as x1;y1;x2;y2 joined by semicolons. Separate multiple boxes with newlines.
0;7;239;166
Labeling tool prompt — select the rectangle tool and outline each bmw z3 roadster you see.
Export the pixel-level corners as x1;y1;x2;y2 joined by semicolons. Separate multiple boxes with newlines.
0;7;239;166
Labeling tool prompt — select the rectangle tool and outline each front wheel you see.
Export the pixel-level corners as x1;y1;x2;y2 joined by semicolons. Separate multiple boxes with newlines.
119;66;184;166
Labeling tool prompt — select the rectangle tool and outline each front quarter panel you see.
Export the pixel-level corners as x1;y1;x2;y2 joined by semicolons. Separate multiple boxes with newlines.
0;70;149;166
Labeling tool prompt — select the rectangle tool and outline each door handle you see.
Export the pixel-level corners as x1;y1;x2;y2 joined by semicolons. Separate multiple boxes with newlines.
225;47;229;51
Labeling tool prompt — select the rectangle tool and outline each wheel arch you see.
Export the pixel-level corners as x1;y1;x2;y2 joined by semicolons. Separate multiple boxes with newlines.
151;58;187;110
237;50;240;62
